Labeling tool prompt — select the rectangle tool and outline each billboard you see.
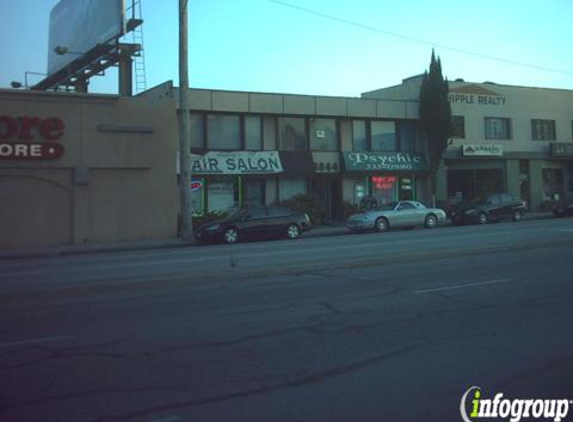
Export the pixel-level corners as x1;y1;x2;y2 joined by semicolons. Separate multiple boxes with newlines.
47;0;124;76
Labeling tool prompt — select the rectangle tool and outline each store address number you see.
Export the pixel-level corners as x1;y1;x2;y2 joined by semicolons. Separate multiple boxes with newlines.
313;161;339;173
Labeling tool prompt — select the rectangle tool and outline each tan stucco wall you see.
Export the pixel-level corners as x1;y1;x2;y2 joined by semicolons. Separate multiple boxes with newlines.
0;90;178;249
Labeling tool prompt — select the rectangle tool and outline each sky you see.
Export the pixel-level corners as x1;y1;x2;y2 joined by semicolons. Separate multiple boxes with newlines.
1;0;572;97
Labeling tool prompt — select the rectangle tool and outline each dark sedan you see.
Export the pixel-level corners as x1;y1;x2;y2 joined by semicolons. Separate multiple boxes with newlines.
195;206;311;244
553;200;573;218
449;193;527;225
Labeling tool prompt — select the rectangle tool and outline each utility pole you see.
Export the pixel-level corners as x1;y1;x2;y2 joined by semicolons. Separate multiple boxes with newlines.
179;0;193;240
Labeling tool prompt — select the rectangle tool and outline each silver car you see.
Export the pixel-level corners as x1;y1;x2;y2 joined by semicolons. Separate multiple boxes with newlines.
347;200;447;232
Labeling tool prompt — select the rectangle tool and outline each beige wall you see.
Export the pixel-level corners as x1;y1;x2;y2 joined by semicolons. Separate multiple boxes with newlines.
0;90;179;249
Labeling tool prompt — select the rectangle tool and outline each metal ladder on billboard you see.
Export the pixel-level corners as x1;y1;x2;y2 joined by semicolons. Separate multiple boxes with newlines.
126;0;147;93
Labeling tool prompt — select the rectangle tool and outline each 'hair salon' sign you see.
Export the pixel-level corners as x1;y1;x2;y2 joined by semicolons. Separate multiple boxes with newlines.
343;152;428;172
191;151;283;175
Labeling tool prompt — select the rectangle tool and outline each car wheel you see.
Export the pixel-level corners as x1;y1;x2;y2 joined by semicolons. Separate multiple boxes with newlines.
425;214;438;229
374;217;389;232
512;210;523;222
478;212;488;225
286;224;300;239
223;228;239;244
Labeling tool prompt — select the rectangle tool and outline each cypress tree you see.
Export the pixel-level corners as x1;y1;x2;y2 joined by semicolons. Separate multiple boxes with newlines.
419;50;452;206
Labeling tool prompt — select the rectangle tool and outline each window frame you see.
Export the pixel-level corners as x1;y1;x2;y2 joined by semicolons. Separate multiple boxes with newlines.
451;115;466;139
531;119;556;141
484;117;512;140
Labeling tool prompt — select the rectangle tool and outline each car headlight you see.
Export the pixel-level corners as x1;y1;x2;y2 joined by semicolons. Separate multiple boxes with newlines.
206;224;221;231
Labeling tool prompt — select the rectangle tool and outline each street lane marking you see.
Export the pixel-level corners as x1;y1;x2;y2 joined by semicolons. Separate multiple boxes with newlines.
414;278;510;294
0;334;76;348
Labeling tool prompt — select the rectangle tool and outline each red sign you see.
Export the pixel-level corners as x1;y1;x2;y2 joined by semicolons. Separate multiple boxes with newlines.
0;115;65;160
191;180;203;192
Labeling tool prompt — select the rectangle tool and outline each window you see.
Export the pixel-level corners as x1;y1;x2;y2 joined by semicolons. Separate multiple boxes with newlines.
207;114;241;149
208;179;238;212
245;180;265;207
371;121;396;151
531;119;556;141
245;208;266;220
399;121;416;152
542;168;564;201
309;118;337;151
278;177;307;200
278;117;307;150
397;202;415;211
484;118;511;140
245;116;263;150
190;113;205;149
352;120;367;151
451;116;465;138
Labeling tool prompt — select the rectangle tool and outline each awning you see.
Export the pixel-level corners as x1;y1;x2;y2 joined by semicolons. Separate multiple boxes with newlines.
342;151;428;173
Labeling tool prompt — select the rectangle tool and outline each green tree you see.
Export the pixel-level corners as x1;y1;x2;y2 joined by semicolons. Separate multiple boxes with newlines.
419;50;452;206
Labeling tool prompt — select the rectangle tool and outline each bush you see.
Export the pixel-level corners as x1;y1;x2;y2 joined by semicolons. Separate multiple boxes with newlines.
343;201;362;219
277;194;326;225
192;210;229;229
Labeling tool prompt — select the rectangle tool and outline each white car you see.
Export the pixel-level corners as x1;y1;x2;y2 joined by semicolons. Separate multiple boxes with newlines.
347;200;447;232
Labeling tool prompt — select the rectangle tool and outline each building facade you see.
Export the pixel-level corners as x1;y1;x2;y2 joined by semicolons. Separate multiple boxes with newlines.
364;76;573;210
142;82;431;220
0;89;179;249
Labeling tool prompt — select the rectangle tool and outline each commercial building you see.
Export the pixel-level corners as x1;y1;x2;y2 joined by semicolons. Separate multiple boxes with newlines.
0;89;179;249
141;82;431;221
364;76;573;210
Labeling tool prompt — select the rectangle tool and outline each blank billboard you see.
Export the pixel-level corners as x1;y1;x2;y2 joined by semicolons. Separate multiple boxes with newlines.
47;0;124;76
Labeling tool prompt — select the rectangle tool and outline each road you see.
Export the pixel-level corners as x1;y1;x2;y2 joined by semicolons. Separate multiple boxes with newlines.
1;218;572;422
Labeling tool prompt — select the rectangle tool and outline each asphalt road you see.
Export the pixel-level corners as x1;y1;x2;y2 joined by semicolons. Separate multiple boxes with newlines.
1;218;572;422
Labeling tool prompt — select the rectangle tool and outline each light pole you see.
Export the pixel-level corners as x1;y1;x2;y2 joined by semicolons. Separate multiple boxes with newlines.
179;0;193;241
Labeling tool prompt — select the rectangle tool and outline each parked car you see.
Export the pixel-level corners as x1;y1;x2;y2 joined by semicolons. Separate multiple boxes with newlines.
449;193;527;225
553;200;573;218
346;200;447;233
195;206;311;244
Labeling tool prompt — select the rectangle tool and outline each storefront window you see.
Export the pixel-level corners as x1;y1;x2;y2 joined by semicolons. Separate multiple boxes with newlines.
371;176;397;205
278;177;307;201
354;180;366;205
310;118;337;151
352;120;367;151
371;121;396;151
207;114;241;150
245;180;265;207
278;117;307;150
190;113;205;149
208;178;239;212
399;176;414;200
447;169;504;203
245;116;263;150
190;178;205;216
542;168;564;201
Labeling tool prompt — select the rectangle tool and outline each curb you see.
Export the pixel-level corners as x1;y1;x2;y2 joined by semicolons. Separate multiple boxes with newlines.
0;212;555;260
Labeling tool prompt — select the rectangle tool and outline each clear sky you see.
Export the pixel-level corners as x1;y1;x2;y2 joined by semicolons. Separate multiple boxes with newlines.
1;0;572;97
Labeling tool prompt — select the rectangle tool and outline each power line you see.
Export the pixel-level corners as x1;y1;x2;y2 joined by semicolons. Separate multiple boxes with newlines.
264;0;573;76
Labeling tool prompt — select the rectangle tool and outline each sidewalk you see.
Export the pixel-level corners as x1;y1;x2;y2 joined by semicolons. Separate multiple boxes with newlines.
0;212;553;260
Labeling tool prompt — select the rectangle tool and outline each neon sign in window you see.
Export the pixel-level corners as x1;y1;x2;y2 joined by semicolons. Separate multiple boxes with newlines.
372;176;396;190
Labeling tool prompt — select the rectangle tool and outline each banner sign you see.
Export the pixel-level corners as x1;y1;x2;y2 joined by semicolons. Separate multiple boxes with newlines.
462;144;503;157
343;152;428;172
551;143;573;157
191;151;283;175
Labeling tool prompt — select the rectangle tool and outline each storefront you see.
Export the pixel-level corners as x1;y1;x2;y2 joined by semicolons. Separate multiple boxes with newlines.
189;150;316;215
342;151;428;206
0;89;179;249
